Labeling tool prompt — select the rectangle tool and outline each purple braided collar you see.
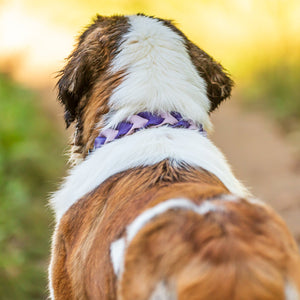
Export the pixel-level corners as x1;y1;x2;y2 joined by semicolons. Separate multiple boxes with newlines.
92;111;206;151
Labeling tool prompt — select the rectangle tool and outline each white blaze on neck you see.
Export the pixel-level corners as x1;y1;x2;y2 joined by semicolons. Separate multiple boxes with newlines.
105;15;212;132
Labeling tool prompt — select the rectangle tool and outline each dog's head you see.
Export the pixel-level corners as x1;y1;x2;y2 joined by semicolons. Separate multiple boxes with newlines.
57;14;233;163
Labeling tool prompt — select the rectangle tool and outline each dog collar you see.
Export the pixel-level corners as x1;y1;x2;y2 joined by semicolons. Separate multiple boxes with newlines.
92;111;206;150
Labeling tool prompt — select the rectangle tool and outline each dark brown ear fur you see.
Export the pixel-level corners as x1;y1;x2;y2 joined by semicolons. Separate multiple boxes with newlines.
57;15;129;127
57;21;102;128
186;41;234;112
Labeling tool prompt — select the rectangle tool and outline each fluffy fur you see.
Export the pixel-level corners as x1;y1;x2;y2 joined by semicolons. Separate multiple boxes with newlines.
49;13;300;300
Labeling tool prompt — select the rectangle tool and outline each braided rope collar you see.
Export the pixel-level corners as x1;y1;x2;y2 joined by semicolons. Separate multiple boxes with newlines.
93;111;206;151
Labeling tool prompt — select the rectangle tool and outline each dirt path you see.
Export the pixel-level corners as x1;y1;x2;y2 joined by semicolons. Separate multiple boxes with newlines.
211;97;300;244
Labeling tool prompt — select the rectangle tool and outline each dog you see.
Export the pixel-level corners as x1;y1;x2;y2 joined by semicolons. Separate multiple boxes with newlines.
49;14;300;300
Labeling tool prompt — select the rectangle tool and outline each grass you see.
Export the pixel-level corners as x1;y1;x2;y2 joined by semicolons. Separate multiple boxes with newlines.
0;74;66;299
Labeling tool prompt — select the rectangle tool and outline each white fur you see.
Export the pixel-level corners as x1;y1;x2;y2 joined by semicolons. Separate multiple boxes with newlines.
104;15;212;132
110;196;238;277
51;127;250;221
48;266;55;300
219;194;239;202
110;237;126;276
48;228;57;300
149;281;176;300
285;280;300;300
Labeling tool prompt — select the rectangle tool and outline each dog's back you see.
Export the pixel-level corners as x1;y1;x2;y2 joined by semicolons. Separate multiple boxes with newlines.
51;161;300;300
49;14;300;300
119;196;299;300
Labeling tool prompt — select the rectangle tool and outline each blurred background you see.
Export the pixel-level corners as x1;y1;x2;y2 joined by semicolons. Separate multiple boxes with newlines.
0;0;299;298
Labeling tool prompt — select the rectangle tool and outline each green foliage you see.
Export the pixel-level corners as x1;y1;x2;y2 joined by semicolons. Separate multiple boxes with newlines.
0;74;66;299
243;60;300;131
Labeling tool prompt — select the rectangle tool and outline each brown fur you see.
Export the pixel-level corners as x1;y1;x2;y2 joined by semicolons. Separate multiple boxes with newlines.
121;201;300;300
185;40;233;112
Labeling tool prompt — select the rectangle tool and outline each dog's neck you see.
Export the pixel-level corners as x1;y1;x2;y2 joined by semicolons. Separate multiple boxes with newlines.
91;111;206;152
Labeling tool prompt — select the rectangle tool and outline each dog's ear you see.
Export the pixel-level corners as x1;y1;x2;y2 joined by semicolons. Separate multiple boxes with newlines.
57;15;129;128
187;42;234;112
57;17;108;128
57;42;94;128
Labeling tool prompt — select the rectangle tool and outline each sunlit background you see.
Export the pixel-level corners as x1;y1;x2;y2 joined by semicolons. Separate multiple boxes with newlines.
1;0;300;298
